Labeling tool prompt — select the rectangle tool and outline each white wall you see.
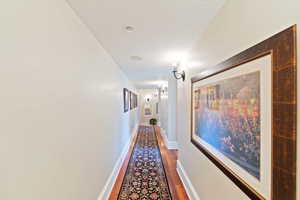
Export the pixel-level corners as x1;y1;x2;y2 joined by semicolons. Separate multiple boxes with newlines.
177;0;300;199
0;1;138;200
138;89;159;125
167;75;177;142
159;87;168;133
158;75;178;149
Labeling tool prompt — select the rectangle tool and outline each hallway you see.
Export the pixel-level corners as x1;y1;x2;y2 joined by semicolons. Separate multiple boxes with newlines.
1;1;299;200
109;126;188;200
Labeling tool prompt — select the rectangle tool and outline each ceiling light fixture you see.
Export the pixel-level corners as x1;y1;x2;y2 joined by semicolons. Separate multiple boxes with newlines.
145;94;152;102
130;56;142;61
125;26;135;32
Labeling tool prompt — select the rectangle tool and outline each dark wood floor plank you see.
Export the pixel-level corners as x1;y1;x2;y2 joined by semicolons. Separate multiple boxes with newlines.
154;126;189;200
108;132;138;200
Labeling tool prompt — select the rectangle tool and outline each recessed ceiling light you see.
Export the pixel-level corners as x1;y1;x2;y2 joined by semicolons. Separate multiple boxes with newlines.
130;56;142;61
125;26;135;32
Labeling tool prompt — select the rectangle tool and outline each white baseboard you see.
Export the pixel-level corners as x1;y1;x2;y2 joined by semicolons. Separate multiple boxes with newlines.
177;160;201;200
97;124;139;200
160;128;178;150
167;141;178;149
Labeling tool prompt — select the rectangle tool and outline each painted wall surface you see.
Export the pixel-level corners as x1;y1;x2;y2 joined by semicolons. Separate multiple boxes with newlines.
0;1;138;200
159;87;168;133
138;89;159;125
167;75;177;142
177;0;300;199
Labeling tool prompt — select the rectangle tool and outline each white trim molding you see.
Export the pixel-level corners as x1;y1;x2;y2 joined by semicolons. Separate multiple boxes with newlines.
97;124;139;200
167;141;178;150
160;128;178;150
177;160;201;200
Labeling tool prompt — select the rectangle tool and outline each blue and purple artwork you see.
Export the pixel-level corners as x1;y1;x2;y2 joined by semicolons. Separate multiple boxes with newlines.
193;72;261;179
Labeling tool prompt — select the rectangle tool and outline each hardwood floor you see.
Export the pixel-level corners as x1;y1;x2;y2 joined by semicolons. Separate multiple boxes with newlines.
108;132;137;200
154;126;189;200
109;125;189;200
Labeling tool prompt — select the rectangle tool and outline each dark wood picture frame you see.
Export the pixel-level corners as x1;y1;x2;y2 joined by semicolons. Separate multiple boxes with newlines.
135;94;138;108
191;25;297;200
130;91;134;110
123;88;130;113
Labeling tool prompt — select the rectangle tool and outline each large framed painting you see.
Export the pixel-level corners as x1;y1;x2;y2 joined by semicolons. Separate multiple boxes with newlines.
191;26;297;200
123;88;130;113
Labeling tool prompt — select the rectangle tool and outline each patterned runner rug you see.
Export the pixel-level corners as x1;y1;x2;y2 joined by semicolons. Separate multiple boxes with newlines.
118;126;172;200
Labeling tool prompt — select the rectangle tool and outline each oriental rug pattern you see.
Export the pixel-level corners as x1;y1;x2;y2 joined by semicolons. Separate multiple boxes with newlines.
118;126;172;200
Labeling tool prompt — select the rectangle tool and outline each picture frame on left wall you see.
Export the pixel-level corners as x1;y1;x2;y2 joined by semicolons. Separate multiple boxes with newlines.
134;93;138;108
130;91;134;110
123;88;130;112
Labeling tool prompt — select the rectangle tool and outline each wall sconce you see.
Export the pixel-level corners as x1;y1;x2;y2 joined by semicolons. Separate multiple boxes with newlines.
145;94;152;102
172;66;185;81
